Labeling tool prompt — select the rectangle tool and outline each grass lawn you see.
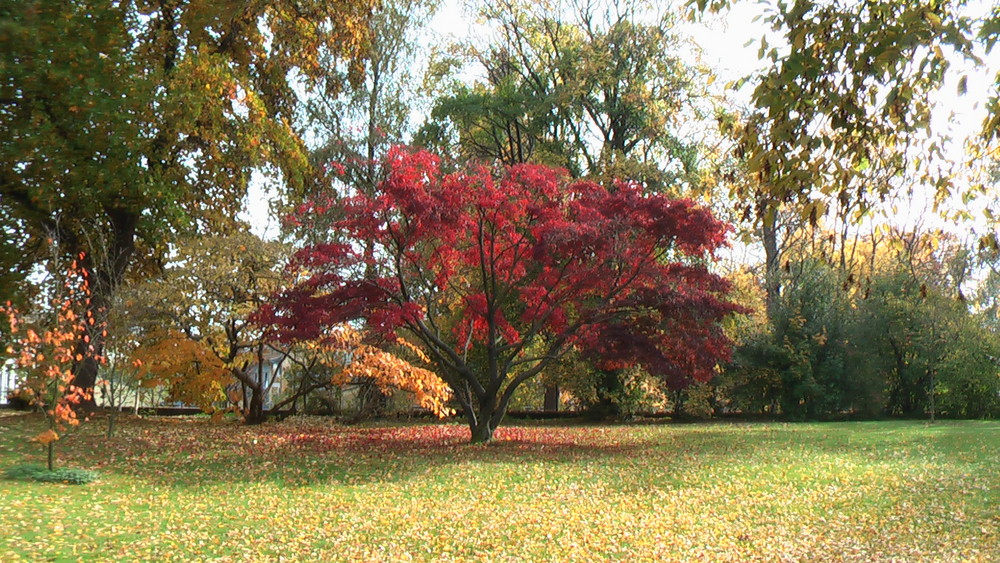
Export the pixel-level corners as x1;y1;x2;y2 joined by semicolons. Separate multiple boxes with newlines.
0;413;996;562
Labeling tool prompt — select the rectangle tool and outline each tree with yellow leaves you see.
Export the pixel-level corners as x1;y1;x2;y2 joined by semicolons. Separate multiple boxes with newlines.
131;329;231;415
0;0;377;410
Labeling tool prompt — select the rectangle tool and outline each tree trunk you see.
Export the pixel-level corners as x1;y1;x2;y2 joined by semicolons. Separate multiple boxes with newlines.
245;388;265;425
71;285;110;411
106;410;117;439
591;368;624;419
467;392;510;443
928;369;936;423
762;217;781;323
888;337;911;416
72;208;139;410
671;389;685;419
47;440;55;471
470;417;495;443
543;384;560;412
356;379;389;419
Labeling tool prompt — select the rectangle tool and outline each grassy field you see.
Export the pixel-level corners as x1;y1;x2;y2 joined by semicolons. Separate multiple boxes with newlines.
0;413;996;562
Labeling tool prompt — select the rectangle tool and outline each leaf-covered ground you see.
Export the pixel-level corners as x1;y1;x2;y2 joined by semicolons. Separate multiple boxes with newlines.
0;414;996;562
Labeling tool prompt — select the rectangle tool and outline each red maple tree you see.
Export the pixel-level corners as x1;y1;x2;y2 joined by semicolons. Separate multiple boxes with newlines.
256;148;745;442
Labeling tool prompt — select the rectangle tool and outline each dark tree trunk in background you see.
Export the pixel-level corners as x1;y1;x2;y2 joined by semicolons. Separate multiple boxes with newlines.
591;369;624;419
233;366;267;425
245;388;265;425
762;218;781;323
72;208;139;411
543;384;560;412
356;379;389;419
671;389;685;419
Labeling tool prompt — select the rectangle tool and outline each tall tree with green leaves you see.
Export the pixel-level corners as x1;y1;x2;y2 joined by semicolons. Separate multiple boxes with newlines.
292;0;440;413
0;1;375;400
421;0;712;193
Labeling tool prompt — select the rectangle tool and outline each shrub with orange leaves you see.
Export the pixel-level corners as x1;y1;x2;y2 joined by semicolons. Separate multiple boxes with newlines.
339;347;453;416
1;254;102;470
290;326;453;418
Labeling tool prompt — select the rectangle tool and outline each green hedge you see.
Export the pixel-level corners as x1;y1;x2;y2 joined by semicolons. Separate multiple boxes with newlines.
3;464;99;485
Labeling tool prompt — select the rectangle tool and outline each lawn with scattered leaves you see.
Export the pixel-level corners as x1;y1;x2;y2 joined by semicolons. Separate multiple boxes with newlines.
0;413;996;562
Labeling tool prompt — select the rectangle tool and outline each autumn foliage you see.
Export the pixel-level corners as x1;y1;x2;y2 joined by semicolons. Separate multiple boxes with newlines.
131;328;231;414
1;254;100;469
257;148;744;441
320;327;454;417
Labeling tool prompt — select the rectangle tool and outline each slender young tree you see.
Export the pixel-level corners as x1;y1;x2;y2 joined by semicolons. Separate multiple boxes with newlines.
2;254;100;470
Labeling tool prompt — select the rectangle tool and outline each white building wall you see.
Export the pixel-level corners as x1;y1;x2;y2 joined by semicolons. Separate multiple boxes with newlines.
0;364;17;405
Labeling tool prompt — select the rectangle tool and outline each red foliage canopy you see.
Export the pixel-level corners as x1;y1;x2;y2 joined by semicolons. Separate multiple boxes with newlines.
256;148;745;440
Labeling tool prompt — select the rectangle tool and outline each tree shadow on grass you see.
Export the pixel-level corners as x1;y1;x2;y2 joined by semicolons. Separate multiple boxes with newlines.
34;417;663;488
0;414;784;489
7;415;986;491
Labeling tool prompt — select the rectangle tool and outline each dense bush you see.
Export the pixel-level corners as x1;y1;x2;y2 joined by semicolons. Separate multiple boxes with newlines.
719;256;1000;420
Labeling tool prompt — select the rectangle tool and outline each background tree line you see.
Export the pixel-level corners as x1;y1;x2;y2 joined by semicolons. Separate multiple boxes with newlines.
2;0;999;438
